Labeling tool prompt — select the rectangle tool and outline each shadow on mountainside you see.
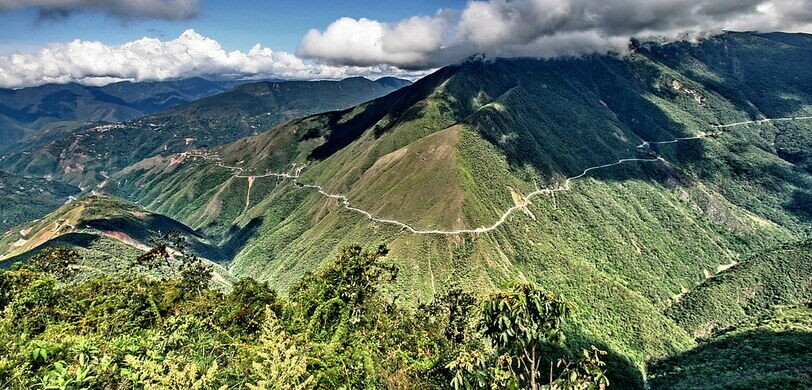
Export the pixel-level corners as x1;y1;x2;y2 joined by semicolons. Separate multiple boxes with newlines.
219;217;264;261
648;329;812;390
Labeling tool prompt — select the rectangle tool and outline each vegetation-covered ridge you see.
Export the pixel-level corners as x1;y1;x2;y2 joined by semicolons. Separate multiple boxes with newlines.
0;77;411;188
176;116;812;235
0;77;240;149
0;195;227;267
665;238;812;338
105;33;811;376
0;170;79;233
649;305;812;389
0;242;618;389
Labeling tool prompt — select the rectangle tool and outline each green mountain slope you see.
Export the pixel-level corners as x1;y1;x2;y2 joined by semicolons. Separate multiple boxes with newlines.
103;31;810;376
665;239;812;338
0;77;410;187
649;305;812;389
0;170;79;232
0;195;225;264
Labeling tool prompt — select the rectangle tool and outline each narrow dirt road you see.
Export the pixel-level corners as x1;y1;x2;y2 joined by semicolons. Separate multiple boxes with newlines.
192;116;811;235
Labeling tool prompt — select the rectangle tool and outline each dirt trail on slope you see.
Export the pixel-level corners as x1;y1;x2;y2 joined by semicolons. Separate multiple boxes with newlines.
185;116;812;235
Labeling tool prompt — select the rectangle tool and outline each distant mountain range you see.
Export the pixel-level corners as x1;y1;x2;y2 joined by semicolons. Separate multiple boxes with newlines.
0;76;412;152
0;76;411;187
0;77;242;148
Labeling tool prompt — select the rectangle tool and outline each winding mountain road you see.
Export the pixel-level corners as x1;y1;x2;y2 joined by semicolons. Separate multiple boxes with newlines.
192;116;811;235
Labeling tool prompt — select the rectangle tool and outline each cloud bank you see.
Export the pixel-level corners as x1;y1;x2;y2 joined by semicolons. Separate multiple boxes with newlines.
297;0;812;68
0;30;429;88
2;0;811;88
0;0;200;20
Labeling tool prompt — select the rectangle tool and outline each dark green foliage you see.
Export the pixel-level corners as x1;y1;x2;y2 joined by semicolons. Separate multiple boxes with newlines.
28;247;79;280
222;278;282;334
649;305;812;390
481;283;571;352
420;288;478;344
0;244;614;389
666;239;812;338
448;283;608;390
136;230;213;293
290;244;396;316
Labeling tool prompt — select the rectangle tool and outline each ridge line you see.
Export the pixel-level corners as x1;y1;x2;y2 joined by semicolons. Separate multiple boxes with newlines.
186;116;811;235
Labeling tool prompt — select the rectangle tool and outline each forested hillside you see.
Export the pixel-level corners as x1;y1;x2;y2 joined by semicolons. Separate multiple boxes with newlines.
97;33;812;376
0;170;78;232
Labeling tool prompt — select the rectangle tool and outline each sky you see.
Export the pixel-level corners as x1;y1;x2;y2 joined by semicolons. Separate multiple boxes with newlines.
0;1;466;54
0;0;810;88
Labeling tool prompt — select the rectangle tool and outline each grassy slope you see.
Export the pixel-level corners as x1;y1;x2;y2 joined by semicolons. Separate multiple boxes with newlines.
0;195;224;263
106;33;811;375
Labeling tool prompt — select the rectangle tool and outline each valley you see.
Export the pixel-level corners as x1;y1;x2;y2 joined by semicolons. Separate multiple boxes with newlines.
0;77;410;188
0;30;810;389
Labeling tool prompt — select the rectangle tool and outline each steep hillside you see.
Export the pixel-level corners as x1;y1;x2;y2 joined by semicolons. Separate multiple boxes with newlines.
0;195;226;265
0;170;79;232
649;305;812;389
0;77;410;187
0;78;237;148
107;32;810;374
665;239;812;338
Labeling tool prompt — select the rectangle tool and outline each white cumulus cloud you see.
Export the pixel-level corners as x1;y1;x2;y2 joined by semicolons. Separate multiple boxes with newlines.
298;15;448;69
0;0;200;20
0;29;429;88
297;0;812;68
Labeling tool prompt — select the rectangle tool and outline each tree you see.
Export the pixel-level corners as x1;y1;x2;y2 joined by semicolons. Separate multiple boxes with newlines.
135;231;180;269
481;282;570;389
287;244;399;387
135;230;212;292
290;244;396;330
449;282;608;390
418;287;477;344
548;346;608;390
246;309;314;390
29;247;79;279
221;278;282;334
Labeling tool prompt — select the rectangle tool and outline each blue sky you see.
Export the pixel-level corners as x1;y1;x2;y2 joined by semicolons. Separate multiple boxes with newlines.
0;0;809;88
0;0;465;55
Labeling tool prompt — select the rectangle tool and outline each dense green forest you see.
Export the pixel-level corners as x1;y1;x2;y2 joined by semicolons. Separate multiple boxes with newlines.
0;238;611;389
0;170;79;232
650;305;812;389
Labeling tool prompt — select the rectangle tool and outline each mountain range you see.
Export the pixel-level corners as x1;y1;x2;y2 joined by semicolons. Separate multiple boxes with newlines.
0;77;247;148
0;31;809;388
0;76;411;187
